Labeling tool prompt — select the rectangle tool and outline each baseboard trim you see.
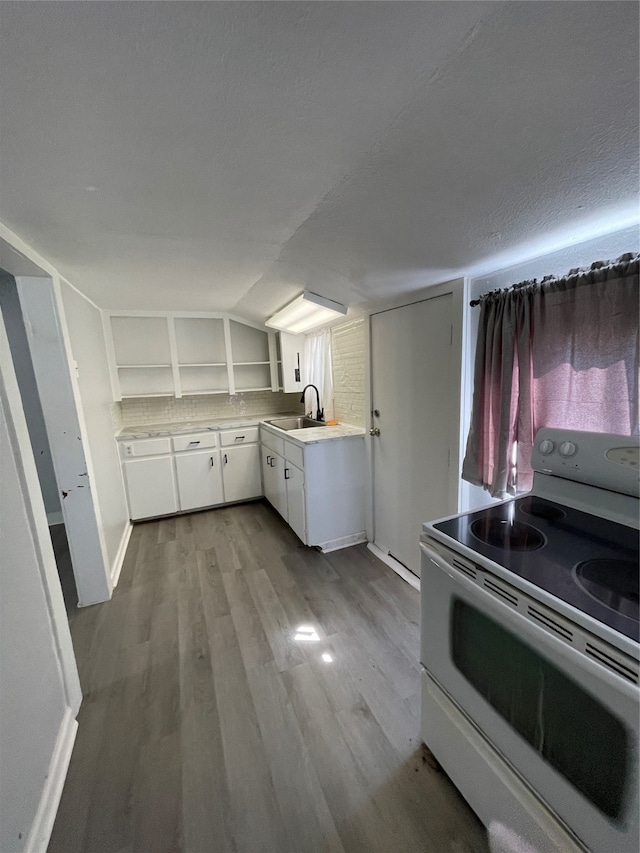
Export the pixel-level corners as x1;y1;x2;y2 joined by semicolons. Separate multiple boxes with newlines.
317;531;367;553
24;707;78;853
367;542;420;591
110;521;133;588
46;511;63;526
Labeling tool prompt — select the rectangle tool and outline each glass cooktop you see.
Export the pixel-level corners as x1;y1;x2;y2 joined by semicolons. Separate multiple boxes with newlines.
434;496;639;642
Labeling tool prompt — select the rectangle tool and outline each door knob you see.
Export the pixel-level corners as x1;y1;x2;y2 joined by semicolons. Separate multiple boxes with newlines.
369;427;380;436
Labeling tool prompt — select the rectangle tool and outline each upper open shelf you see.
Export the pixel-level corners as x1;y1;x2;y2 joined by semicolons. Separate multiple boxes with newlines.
104;312;294;401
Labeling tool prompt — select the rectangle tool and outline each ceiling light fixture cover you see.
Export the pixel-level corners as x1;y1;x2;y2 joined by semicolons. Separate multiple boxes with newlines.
266;290;347;334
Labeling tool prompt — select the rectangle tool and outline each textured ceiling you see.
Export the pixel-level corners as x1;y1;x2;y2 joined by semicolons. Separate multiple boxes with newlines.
0;1;637;320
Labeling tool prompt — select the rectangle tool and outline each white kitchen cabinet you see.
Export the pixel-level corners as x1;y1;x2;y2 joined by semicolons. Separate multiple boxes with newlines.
222;444;262;503
262;446;287;519
279;332;306;393
260;425;365;550
119;426;264;521
284;460;306;542
175;448;224;511
123;455;178;520
261;442;304;537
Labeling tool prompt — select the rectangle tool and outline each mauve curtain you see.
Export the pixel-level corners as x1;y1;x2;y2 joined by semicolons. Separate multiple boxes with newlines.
462;254;639;497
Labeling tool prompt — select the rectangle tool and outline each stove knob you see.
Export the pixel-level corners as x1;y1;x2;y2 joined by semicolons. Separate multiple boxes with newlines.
539;439;555;455
559;440;577;457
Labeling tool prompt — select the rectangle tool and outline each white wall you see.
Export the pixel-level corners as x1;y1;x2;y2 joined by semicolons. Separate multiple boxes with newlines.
0;272;61;520
59;281;130;581
0;308;81;853
459;225;640;512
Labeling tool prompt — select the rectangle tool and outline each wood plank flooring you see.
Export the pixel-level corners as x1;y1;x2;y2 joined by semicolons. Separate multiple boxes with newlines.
49;500;488;853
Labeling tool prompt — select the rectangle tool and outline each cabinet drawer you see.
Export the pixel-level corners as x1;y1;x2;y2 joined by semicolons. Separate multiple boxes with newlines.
119;437;172;459
220;426;259;446
173;432;218;452
261;427;284;456
284;440;304;470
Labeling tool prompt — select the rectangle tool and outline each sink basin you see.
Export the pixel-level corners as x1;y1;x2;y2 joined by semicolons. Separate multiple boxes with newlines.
266;416;327;431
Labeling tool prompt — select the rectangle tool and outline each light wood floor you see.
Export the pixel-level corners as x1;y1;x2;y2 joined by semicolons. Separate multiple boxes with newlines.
49;500;488;853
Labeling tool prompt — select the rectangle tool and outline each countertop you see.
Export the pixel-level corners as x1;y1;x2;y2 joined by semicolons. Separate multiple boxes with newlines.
260;421;365;445
116;413;278;440
117;413;365;444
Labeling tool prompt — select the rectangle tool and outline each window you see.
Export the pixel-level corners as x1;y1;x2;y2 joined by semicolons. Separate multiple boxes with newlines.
463;255;639;497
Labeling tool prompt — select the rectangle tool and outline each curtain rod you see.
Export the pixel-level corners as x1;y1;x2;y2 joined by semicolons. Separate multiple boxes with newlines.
469;252;639;307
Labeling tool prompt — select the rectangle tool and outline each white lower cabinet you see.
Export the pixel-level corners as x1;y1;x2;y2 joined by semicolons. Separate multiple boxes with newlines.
120;427;263;520
175;448;224;511
221;444;262;503
262;447;287;518
260;426;365;550
123;455;178;520
284;460;306;542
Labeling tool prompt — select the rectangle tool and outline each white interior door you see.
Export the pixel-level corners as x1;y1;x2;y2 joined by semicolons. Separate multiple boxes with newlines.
371;293;455;577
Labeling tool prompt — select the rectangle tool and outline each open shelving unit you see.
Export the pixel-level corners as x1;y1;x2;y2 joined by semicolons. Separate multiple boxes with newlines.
229;320;272;392
110;316;175;398
103;311;288;401
175;316;229;396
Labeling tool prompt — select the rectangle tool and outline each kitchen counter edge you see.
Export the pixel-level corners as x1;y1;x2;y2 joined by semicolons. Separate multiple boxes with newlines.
117;414;365;445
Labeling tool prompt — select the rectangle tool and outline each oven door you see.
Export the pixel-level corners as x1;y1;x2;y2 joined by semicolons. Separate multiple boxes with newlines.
420;541;639;853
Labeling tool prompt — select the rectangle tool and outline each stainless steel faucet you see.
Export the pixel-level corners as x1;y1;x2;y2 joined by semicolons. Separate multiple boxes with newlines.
300;384;324;422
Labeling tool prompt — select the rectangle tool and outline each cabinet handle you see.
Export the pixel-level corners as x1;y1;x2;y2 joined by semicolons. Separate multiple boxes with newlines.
209;457;214;468
269;458;275;467
266;455;272;465
188;440;201;446
235;435;245;441
284;467;290;480
224;453;228;464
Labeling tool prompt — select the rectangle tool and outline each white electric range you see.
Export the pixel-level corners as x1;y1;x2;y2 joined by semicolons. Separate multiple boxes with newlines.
420;429;639;853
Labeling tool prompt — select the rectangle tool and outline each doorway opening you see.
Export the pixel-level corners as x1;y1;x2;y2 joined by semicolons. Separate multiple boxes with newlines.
0;270;79;612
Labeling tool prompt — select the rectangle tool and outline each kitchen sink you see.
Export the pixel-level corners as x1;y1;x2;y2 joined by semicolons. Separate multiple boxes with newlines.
266;416;327;431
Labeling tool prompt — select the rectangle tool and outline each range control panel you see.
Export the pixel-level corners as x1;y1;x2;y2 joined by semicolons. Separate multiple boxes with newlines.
531;428;640;497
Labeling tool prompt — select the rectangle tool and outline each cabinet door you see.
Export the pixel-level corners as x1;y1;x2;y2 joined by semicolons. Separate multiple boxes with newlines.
123;455;178;520
175;450;224;511
280;332;306;393
222;444;262;503
262;448;287;518
285;462;306;543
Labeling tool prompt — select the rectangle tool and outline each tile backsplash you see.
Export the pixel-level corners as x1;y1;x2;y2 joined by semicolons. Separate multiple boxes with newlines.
117;390;304;427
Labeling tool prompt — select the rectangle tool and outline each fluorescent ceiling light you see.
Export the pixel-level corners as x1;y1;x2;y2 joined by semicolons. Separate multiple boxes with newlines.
266;290;347;334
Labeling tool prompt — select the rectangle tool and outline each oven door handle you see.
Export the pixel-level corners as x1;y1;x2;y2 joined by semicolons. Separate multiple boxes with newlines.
420;542;640;700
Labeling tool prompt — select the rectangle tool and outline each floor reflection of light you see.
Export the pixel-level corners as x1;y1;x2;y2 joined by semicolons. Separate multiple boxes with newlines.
321;653;333;663
294;625;320;642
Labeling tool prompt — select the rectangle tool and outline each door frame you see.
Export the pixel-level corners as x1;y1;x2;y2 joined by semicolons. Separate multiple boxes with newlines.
0;305;82;852
1;226;112;605
365;277;470;560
